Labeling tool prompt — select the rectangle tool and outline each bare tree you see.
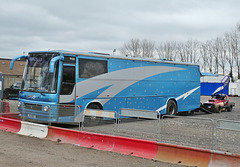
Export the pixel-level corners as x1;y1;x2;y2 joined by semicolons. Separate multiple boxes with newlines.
232;26;240;79
213;38;221;74
184;39;200;64
119;23;240;77
120;38;155;58
237;25;240;79
156;41;177;61
199;42;208;72
225;32;235;81
141;39;155;58
176;42;188;62
119;38;141;57
217;37;227;75
205;40;214;73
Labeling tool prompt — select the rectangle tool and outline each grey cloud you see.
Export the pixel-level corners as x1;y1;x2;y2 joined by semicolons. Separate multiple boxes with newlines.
0;0;240;58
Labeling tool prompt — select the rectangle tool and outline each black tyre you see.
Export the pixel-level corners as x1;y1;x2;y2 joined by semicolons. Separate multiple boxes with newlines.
87;103;102;110
215;105;221;113
86;103;103;124
227;105;233;112
166;100;177;115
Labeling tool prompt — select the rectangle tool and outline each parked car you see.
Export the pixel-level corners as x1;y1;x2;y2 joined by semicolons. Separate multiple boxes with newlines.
3;82;21;99
202;94;235;113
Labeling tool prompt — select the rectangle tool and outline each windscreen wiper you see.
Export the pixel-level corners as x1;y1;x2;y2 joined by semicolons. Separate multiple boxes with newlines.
40;92;46;96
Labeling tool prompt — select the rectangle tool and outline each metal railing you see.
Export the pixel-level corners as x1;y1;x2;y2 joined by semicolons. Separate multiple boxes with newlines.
80;109;117;134
117;108;161;141
0;100;10;114
7;102;240;153
216;119;240;153
161;115;214;149
21;102;117;134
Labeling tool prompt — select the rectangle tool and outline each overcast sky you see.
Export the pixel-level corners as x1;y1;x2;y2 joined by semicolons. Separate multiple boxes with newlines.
1;0;240;59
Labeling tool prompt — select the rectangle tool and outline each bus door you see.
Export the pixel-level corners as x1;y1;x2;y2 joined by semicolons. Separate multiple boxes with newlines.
59;65;76;104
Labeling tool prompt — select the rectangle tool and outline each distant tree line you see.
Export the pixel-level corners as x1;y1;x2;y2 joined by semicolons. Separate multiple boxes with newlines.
119;24;240;81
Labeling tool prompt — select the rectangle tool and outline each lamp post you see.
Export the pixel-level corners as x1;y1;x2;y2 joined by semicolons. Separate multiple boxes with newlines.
113;49;116;56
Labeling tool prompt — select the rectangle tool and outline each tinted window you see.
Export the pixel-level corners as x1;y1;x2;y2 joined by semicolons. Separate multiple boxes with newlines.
60;66;75;95
79;58;107;78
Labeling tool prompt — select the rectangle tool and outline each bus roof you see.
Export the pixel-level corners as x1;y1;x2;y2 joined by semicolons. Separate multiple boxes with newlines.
29;50;199;67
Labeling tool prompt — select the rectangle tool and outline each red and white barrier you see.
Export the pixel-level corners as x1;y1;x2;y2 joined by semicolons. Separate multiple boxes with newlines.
112;136;158;159
0;116;240;167
17;121;48;138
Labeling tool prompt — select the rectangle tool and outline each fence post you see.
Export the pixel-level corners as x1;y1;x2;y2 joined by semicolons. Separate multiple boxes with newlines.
79;108;84;131
160;115;166;143
48;105;51;126
211;119;214;150
117;109;121;133
0;101;2;113
158;112;161;141
22;103;25;121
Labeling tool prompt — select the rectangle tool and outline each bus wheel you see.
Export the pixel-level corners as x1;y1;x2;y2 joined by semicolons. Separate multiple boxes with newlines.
166;100;177;115
87;103;102;110
87;103;103;124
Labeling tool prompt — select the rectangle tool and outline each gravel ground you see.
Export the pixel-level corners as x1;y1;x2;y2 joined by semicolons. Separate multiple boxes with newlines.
0;130;185;167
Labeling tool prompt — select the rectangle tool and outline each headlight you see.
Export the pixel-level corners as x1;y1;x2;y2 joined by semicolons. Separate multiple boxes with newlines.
43;106;49;112
18;102;22;108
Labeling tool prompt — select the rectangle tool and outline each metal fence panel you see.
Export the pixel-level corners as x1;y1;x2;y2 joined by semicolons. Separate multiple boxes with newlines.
117;108;160;141
84;109;116;119
161;115;214;149
120;108;158;119
216;119;240;153
0;100;9;113
80;109;117;135
218;120;240;132
15;101;240;154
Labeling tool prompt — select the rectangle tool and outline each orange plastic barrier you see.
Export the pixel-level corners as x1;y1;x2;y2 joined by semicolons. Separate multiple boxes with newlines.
210;151;240;167
154;142;240;167
155;143;211;167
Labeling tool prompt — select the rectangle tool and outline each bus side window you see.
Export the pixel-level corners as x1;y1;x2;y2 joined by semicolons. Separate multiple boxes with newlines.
79;58;107;78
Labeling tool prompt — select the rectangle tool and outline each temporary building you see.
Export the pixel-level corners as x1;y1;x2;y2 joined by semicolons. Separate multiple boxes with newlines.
229;80;240;96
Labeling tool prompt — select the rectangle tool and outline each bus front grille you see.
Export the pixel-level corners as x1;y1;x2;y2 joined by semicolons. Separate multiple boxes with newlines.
24;103;42;111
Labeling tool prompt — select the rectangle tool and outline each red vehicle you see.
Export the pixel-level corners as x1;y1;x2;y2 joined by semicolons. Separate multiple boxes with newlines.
202;94;234;113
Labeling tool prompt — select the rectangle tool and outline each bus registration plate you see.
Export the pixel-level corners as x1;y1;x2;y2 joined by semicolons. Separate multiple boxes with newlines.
28;114;36;118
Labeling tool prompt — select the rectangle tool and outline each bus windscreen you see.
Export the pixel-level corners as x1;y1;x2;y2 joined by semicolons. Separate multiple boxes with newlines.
21;53;59;93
